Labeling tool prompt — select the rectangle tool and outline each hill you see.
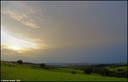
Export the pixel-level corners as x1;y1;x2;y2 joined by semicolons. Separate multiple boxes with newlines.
1;61;127;81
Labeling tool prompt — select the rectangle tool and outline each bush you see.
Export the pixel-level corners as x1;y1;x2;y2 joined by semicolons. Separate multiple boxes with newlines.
109;71;127;78
100;68;110;76
71;70;76;74
84;68;92;74
4;62;16;67
117;69;124;71
17;60;23;65
40;63;45;68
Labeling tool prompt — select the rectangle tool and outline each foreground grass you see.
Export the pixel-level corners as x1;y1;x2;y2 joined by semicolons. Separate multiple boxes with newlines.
1;63;127;81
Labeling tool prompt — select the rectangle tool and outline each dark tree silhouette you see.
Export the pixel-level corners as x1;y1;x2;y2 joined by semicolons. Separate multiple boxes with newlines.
40;63;45;68
17;60;23;65
84;68;92;74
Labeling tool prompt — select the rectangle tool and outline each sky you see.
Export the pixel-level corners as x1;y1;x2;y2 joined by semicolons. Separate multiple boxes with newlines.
1;1;127;63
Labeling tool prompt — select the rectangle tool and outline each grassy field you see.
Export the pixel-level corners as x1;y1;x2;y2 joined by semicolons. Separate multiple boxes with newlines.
1;62;127;81
107;66;127;72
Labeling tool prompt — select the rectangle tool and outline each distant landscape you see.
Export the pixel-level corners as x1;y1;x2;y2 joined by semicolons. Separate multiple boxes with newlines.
1;1;127;82
1;60;127;81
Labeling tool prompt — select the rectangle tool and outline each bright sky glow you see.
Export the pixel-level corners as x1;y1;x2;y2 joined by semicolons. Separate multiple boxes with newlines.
1;27;39;51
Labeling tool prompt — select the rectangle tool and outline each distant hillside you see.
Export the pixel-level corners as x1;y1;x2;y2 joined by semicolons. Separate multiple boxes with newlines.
45;63;92;67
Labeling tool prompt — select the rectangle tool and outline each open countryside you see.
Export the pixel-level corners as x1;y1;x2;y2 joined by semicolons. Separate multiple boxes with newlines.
1;1;127;81
1;61;127;81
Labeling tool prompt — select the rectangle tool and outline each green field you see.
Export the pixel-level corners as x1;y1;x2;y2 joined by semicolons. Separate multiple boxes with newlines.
1;62;127;81
107;66;127;72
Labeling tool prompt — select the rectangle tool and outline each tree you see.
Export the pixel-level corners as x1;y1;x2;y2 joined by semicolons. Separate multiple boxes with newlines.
84;68;92;74
17;60;23;65
117;69;124;71
40;63;45;68
100;68;110;76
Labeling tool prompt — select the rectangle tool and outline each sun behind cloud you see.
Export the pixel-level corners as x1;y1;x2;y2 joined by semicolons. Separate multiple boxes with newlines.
1;27;45;52
9;46;21;51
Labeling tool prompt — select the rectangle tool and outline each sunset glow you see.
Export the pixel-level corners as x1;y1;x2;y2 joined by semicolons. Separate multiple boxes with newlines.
1;27;39;51
9;46;21;50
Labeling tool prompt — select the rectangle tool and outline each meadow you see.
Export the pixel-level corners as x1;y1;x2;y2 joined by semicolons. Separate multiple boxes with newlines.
1;62;127;81
107;66;127;72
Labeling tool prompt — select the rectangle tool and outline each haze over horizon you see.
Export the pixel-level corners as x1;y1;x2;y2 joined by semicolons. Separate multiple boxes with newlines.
1;1;127;63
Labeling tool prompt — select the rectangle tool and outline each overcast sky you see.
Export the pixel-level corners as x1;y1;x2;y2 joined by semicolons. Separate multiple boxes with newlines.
1;1;127;63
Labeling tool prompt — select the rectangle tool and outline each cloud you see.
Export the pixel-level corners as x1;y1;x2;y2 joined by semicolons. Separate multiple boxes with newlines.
1;49;31;62
1;45;24;55
1;44;49;62
1;45;36;58
1;1;126;63
1;29;48;51
21;21;39;28
1;2;49;29
1;9;39;28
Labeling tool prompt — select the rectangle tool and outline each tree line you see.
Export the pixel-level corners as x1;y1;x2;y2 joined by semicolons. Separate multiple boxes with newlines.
67;64;127;78
83;67;127;78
